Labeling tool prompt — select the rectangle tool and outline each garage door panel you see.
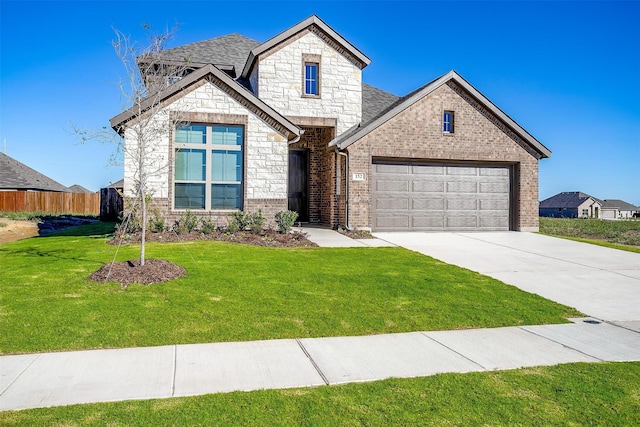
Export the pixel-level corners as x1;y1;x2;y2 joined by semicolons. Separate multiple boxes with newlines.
446;199;478;211
372;162;511;232
446;166;477;176
376;197;409;210
412;198;444;211
412;165;444;175
412;180;445;193
479;168;509;177
446;216;479;228
446;181;478;194
376;180;409;192
374;164;409;174
375;215;409;229
412;215;445;228
480;199;509;211
480;216;509;229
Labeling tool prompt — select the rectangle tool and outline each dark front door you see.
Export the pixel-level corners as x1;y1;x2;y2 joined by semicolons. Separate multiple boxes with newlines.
288;149;309;222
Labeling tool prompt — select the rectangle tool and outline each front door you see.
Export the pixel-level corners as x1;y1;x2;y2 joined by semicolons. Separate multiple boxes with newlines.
288;149;309;222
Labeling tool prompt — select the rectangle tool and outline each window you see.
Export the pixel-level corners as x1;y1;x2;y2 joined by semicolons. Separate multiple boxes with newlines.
304;63;319;96
174;124;243;210
582;208;589;217
443;111;454;133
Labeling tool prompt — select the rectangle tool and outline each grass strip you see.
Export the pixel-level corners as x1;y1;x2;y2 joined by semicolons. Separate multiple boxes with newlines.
1;362;638;426
0;225;580;354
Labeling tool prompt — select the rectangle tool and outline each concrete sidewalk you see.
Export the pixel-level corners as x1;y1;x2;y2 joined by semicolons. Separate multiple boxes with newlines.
2;318;639;411
301;226;395;248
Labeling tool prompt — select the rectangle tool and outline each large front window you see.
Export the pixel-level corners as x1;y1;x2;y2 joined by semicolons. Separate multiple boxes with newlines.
174;124;243;210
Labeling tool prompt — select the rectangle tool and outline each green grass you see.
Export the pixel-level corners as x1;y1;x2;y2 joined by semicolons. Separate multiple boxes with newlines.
2;362;638;426
0;223;581;355
540;217;640;251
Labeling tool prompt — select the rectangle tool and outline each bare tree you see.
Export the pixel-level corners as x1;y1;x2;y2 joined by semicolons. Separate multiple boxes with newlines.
79;24;190;267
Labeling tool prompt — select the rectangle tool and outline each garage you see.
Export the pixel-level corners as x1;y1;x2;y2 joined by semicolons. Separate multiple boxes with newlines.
372;161;512;231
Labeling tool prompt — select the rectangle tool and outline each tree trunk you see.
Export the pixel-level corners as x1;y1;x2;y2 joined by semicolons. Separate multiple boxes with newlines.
140;189;146;267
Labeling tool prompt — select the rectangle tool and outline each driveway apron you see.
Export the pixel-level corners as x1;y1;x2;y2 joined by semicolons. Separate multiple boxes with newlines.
374;232;640;322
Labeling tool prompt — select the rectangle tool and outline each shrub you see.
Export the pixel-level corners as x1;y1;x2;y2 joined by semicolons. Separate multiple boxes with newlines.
175;210;198;234
227;210;265;233
200;216;217;234
275;210;298;234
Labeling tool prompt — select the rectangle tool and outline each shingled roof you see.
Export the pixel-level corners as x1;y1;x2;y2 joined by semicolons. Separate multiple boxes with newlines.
155;33;259;78
602;199;640;211
0;152;70;192
539;192;600;209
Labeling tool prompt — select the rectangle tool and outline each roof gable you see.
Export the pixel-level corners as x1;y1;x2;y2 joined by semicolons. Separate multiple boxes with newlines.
331;70;551;159
0;152;70;192
240;14;371;79
109;64;302;141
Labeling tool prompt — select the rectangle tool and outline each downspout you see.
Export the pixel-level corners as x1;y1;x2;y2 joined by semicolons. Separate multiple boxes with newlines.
336;149;349;229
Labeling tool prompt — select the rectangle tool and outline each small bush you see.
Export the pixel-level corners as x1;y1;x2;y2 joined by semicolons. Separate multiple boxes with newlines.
175;210;198;234
227;210;265;233
275;210;298;234
200;216;217;234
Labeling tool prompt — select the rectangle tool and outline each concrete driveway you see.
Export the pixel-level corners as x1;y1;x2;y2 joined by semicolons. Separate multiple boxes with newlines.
374;232;640;322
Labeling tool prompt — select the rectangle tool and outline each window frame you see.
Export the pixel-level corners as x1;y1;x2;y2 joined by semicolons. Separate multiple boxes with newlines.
443;111;455;134
173;123;244;211
302;54;321;98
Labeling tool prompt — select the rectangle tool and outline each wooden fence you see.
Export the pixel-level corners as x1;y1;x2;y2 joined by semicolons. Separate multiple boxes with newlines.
0;191;100;215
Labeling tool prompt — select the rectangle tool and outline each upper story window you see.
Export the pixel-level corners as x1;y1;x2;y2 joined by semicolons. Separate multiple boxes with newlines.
302;54;321;97
174;124;243;211
305;63;319;95
443;111;454;133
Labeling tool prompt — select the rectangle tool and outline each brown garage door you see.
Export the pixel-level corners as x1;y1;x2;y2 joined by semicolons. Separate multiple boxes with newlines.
372;162;511;231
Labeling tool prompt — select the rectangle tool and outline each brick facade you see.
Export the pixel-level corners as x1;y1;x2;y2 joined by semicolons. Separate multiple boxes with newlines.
346;82;541;232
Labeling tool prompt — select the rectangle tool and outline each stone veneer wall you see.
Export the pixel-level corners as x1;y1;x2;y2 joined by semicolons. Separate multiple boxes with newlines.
252;30;362;136
123;80;290;224
346;82;542;232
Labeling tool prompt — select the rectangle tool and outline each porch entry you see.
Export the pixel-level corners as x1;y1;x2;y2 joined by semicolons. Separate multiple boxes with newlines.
288;148;309;222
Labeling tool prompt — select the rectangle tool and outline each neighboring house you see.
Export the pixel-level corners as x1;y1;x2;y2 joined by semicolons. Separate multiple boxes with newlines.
68;184;94;194
0;152;70;192
601;199;640;220
110;15;551;232
539;192;602;219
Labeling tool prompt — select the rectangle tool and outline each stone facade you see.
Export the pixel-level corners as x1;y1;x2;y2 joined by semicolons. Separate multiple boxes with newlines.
345;82;541;232
250;30;362;135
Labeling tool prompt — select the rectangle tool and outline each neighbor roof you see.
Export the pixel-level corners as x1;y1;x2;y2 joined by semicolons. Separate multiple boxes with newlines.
602;199;640;211
539;192;600;209
240;14;371;79
330;70;552;159
0;152;70;192
110;64;302;141
68;184;93;193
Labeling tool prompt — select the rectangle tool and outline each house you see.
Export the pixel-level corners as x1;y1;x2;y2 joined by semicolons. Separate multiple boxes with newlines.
539;192;602;218
601;199;640;220
110;15;551;232
68;184;94;194
0;152;69;192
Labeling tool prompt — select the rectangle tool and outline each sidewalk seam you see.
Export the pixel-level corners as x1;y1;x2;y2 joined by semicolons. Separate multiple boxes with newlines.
517;326;605;362
419;332;488;371
0;354;40;396
171;345;177;397
295;339;329;385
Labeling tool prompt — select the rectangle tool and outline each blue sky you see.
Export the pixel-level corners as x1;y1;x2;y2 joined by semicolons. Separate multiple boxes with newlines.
1;0;639;204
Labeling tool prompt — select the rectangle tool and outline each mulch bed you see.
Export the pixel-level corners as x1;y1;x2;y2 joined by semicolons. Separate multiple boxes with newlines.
108;229;317;248
90;259;187;287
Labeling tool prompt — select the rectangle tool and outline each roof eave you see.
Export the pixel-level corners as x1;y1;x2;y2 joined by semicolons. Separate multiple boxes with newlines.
109;64;302;140
241;14;371;79
334;70;552;159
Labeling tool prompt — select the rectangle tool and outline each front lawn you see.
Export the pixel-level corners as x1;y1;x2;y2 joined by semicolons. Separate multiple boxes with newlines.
0;224;581;354
2;362;638;426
